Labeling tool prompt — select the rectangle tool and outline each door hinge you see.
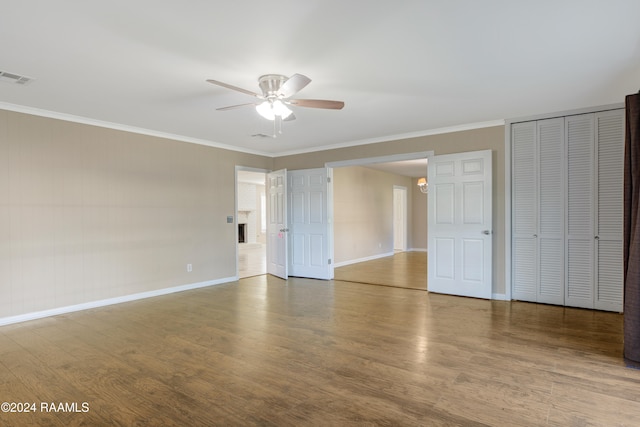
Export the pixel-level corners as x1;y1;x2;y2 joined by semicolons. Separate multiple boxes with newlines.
327;177;331;183
328;258;332;265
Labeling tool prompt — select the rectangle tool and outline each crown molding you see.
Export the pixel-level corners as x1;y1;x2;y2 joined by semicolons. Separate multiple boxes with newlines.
0;102;505;159
0;102;272;157
273;119;505;157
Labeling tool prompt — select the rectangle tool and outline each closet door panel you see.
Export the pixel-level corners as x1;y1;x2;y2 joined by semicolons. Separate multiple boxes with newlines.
537;118;565;304
513;238;537;300
567;239;594;307
597;241;623;311
538;118;564;236
538;238;564;304
512;122;537;302
565;114;595;309
512;122;537;235
595;109;624;311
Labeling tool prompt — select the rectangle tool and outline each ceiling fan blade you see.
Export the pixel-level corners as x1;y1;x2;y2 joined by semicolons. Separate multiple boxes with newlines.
216;103;256;111
206;79;261;98
289;99;345;110
278;74;311;98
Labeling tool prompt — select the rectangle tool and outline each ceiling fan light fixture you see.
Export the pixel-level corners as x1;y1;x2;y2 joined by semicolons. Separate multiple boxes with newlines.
272;100;293;119
255;99;293;121
256;101;275;120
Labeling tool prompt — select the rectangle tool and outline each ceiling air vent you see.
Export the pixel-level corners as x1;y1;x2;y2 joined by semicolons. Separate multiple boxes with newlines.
0;70;34;85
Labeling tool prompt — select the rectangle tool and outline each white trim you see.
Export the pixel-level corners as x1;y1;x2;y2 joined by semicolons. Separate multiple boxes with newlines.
278;120;505;157
0;277;235;327
409;248;428;252
1;102;503;158
0;102;271;157
326;151;434;169
333;252;394;268
492;293;508;301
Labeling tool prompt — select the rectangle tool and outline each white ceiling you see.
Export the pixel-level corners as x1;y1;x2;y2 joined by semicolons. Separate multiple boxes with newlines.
1;1;638;157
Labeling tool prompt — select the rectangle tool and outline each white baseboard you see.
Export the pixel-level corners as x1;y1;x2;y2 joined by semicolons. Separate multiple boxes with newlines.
334;252;395;268
0;277;236;327
408;248;427;252
492;293;509;301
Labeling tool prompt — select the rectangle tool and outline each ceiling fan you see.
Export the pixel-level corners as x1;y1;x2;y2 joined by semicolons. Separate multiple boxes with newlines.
206;73;344;136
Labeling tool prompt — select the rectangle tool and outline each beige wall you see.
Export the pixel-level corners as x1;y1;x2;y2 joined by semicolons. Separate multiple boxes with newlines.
333;166;413;264
0;108;506;321
275;125;506;295
0;110;272;318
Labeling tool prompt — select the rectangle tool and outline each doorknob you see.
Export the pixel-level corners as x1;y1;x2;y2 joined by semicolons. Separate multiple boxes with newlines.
482;230;492;235
279;228;289;232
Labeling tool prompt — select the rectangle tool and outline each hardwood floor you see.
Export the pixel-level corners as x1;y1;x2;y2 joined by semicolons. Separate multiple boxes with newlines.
335;251;427;290
0;274;637;426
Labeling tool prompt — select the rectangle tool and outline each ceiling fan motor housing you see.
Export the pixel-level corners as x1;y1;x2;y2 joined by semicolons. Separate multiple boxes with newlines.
258;74;287;98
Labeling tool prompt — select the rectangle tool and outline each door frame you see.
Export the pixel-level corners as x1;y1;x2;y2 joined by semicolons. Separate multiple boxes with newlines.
234;166;269;280
393;185;408;252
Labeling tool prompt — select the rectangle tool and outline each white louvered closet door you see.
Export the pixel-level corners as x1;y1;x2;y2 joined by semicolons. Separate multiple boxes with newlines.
565;114;595;309
537;118;565;305
595;110;624;311
512;109;624;311
512;121;538;302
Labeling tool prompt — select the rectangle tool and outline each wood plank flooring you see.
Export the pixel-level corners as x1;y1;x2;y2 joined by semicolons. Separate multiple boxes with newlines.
335;251;427;290
0;273;637;426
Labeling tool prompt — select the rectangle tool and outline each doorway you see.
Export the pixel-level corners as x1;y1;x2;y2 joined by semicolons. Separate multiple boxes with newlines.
236;168;267;278
327;152;431;290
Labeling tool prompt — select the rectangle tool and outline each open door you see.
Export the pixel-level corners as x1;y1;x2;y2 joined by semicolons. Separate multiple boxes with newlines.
428;150;492;299
288;168;333;280
267;169;288;279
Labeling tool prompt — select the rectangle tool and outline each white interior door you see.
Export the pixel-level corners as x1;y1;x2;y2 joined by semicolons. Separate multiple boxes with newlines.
393;186;407;251
267;169;288;279
288;168;332;280
428;150;492;299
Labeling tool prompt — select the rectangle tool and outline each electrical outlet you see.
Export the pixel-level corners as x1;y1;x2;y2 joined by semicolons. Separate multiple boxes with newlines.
187;264;192;272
